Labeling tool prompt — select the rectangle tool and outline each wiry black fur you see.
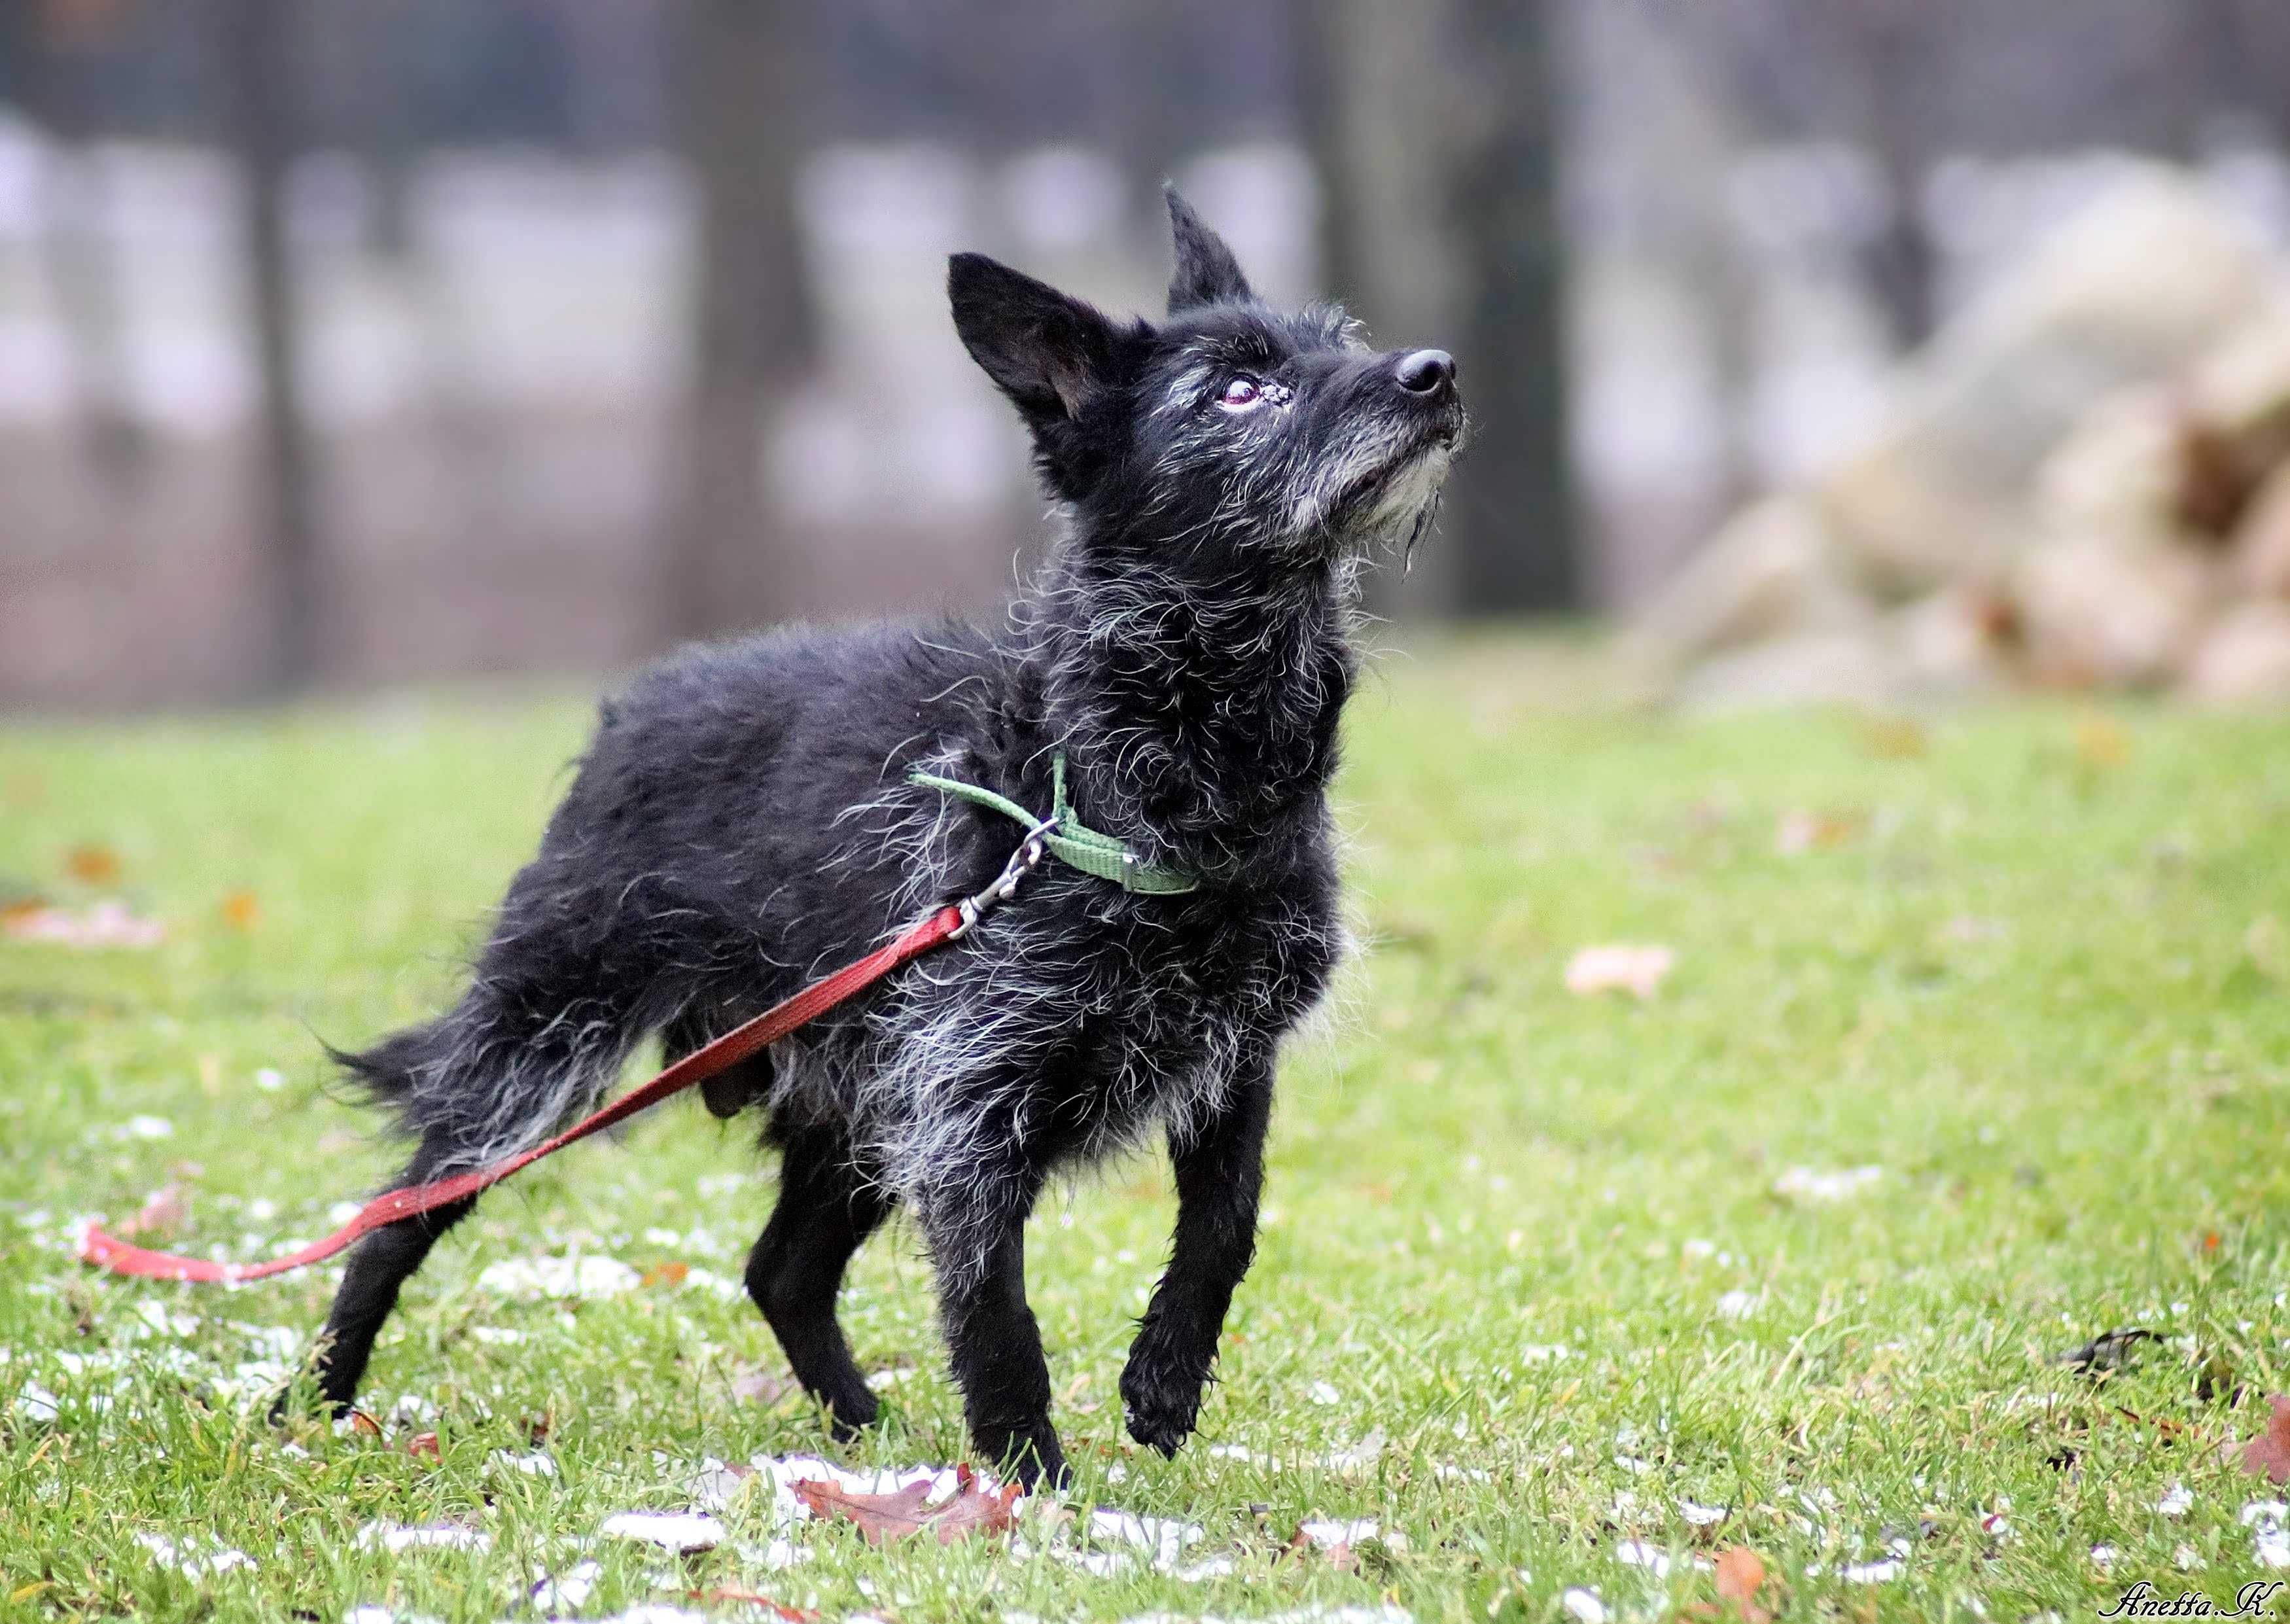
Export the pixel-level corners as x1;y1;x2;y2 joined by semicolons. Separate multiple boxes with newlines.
303;190;1464;1487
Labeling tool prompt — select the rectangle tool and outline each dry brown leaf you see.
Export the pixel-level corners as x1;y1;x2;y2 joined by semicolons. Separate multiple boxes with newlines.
1774;808;1865;855
1860;716;1929;760
2074;714;2131;769
65;845;120;884
643;1260;690;1288
792;1465;1020;1546
1564;944;1674;1000
1284;1527;1358;1571
220;891;262;930
344;1409;384;1439
118;1182;190;1240
731;1366;791;1405
1685;1546;1774;1623
404;1431;441;1462
1716;1546;1772;1621
2239;1394;2290;1483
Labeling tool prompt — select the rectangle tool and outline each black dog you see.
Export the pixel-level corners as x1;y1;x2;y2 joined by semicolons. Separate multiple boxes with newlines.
305;191;1462;1487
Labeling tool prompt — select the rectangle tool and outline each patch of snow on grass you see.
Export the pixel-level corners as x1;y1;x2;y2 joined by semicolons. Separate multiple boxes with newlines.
531;1559;600;1611
478;1254;641;1301
597;1511;726;1553
1772;1166;1883;1202
354;1521;491;1554
135;1532;255;1579
1560;1588;1608;1623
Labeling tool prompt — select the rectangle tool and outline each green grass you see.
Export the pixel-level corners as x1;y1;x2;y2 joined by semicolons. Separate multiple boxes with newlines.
4;643;2289;1623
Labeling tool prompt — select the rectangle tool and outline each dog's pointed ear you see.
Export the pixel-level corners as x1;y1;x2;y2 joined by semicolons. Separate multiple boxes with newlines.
948;252;1144;429
1165;186;1254;313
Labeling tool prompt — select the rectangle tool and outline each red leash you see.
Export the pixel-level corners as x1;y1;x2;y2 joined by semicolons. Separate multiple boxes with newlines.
80;903;974;1284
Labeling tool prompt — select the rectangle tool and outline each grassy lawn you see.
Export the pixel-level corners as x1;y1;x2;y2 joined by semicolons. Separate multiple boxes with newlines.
4;642;2290;1623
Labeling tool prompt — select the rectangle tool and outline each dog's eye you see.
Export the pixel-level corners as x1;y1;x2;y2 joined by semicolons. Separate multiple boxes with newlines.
1217;375;1263;411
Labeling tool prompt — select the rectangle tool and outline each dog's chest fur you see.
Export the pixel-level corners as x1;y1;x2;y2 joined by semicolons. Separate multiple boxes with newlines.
821;582;1354;1199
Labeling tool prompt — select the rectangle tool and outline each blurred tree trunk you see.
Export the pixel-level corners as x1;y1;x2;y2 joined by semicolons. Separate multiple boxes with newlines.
1302;0;1577;617
1112;0;1189;242
27;0;147;487
1445;0;1576;613
664;0;818;643
1841;0;1940;351
347;0;415;261
217;0;324;694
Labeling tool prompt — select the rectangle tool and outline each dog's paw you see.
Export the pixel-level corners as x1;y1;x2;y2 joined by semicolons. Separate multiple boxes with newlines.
1119;1356;1205;1457
822;1388;881;1443
975;1422;1069;1492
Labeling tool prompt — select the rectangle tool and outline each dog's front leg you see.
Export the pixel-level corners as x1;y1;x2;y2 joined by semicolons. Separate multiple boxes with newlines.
1121;1046;1274;1455
921;1155;1067;1489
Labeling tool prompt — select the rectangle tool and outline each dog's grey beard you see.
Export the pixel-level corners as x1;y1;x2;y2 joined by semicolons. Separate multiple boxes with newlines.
1307;437;1454;566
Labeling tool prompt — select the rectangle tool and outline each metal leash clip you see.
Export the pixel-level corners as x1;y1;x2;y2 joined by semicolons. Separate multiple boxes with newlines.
947;815;1059;940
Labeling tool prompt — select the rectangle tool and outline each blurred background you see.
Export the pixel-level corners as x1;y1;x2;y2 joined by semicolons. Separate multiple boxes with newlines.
5;0;2290;710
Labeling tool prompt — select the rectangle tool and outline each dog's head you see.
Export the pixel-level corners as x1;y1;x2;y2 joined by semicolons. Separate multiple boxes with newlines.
949;189;1463;567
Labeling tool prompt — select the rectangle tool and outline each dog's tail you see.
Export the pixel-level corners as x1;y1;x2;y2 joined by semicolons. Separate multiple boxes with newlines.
332;976;639;1174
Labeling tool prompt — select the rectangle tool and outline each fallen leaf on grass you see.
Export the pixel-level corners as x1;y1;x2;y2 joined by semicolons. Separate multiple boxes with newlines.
1716;1547;1769;1601
792;1464;1020;1546
219;891;261;930
404;1431;441;1462
642;1260;690;1288
1563;944;1674;1000
1859;716;1929;760
731;1366;790;1405
4;900;165;949
2074;713;2131;769
1288;1528;1357;1571
1682;1545;1774;1623
65;845;121;884
118;1183;190;1241
2240;1395;2290;1484
338;1409;384;1441
1774;808;1864;855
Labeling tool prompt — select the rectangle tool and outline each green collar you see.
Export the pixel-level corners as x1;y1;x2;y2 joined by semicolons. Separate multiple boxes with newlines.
909;753;1200;896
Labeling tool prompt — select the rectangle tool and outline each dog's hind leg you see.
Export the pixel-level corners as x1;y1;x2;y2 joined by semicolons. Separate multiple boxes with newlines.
305;1129;477;1417
747;1121;892;1439
301;940;645;1418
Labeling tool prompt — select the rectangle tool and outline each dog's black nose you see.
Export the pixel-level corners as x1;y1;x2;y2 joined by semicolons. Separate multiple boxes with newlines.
1394;348;1456;398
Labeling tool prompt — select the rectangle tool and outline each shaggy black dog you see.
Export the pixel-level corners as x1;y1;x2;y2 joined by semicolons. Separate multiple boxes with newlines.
305;191;1464;1487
